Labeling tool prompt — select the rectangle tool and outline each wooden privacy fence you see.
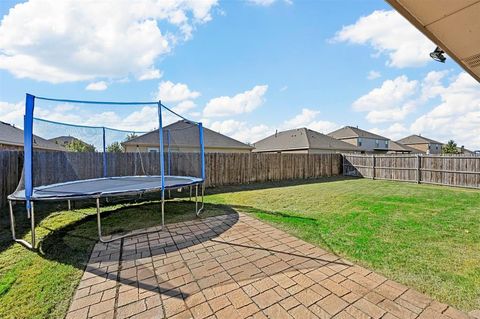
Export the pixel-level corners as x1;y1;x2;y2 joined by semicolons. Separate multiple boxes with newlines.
0;151;342;208
343;153;480;189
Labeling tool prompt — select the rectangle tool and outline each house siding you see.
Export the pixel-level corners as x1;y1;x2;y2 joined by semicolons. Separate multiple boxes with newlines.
0;143;23;151
337;137;389;153
406;143;441;154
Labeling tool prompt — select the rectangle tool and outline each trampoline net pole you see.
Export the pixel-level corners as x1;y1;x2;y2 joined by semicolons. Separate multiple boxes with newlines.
24;94;35;215
158;101;166;226
102;127;107;177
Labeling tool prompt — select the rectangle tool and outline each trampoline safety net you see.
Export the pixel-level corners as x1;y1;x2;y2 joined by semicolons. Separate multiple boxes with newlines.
12;94;205;203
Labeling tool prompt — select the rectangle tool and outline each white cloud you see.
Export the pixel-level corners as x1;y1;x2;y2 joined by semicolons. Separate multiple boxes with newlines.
333;10;434;68
280;85;288;92
156;81;200;103
370;122;408;140
203;85;268;117
208;119;271;143
410;72;480;149
420;70;448;101
85;81;108;91
353;75;418;123
205;106;340;144
0;101;24;127
138;69;163;81
282;108;339;133
0;0;217;83
367;70;381;80
173;100;196;114
283;108;319;128
247;0;292;6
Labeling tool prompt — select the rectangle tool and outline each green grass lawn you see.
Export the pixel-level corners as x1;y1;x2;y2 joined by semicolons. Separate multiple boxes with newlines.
0;199;230;319
0;178;479;318
205;178;480;311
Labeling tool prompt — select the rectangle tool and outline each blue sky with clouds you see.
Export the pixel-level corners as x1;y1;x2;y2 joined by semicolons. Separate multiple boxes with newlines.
1;0;479;148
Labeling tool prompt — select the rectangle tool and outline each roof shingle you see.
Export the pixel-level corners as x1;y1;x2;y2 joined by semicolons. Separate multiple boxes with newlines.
397;134;443;145
0;121;65;151
122;120;253;150
327;126;388;140
253;128;360;152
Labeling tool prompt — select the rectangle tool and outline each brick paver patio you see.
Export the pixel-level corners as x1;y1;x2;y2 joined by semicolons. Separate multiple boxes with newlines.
66;213;474;319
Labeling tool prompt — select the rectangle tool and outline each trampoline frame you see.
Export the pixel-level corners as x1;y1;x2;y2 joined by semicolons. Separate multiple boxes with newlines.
9;94;206;249
8;179;205;249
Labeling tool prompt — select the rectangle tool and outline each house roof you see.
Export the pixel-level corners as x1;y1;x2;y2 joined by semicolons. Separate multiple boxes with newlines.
397;134;443;145
388;140;420;153
253;128;361;152
457;146;475;154
0;121;65;151
386;0;480;83
122;120;253;150
327;126;388;140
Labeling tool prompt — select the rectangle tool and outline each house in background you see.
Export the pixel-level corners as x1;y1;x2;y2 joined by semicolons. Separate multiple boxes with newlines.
252;128;360;153
387;141;420;154
122;120;253;153
397;135;443;155
49;136;78;147
457;146;475;155
327;126;390;153
0;121;65;151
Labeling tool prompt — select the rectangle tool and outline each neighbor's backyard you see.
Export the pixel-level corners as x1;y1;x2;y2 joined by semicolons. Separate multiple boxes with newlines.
0;177;479;318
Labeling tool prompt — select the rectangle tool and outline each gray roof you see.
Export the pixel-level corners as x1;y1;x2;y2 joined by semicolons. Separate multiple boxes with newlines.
253;128;361;152
328;126;388;140
122;120;253;150
0;121;65;151
388;141;419;153
397;134;443;145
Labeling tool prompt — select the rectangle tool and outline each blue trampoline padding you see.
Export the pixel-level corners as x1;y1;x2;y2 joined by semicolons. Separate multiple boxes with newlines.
8;176;203;201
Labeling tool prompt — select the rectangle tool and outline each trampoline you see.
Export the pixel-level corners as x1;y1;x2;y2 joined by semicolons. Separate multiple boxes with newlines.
9;94;206;249
9;176;203;201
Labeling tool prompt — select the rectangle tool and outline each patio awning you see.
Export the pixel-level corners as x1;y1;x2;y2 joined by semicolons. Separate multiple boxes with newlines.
386;0;480;83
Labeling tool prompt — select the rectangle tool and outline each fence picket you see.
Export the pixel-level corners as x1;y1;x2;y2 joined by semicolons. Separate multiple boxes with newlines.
343;154;480;189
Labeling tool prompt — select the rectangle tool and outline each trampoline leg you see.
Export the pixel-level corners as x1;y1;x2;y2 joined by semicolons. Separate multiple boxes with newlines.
189;186;192;201
196;183;205;217
161;190;165;229
96;198;105;242
195;184;198;214
31;202;36;248
67;200;71;211
8;200;35;250
96;197;163;244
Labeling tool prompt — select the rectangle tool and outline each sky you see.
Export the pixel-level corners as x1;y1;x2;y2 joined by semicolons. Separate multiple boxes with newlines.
1;0;479;149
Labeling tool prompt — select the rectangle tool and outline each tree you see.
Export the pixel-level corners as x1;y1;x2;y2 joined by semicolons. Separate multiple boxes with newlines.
106;141;123;153
442;140;458;154
125;132;138;142
66;139;96;152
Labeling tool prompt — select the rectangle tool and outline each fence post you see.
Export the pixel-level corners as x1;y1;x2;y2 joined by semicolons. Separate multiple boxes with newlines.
372;155;376;180
280;153;283;179
416;154;421;184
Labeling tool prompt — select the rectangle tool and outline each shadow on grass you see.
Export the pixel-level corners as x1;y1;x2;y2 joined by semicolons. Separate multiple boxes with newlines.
206;175;357;196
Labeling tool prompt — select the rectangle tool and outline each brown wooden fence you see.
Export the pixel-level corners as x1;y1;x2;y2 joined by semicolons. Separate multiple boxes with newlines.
343;153;480;189
0;151;342;208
